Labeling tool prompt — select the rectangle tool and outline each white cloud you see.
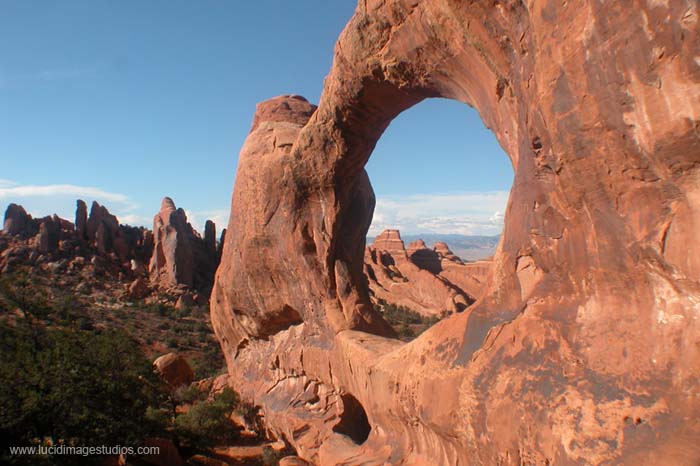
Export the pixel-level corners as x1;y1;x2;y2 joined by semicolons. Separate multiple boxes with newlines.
0;180;140;226
0;183;133;206
368;191;509;236
0;179;231;235
118;214;151;226
184;208;230;235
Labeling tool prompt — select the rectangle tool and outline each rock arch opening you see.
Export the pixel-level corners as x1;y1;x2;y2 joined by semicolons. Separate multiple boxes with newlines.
332;393;371;445
362;98;514;337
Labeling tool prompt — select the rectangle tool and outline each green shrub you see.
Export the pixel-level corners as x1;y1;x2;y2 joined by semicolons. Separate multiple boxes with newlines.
192;346;226;380
376;301;441;342
173;384;205;405
173;387;241;448
0;320;169;465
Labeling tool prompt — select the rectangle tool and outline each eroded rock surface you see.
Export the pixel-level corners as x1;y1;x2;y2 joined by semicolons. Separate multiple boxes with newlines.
3;204;36;237
153;352;194;390
364;230;475;316
149;197;219;292
211;2;700;464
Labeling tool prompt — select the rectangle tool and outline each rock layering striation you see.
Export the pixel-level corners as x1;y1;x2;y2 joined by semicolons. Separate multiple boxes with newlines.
209;1;699;464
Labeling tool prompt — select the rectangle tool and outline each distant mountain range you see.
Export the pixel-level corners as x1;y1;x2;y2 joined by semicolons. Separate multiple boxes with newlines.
367;233;500;261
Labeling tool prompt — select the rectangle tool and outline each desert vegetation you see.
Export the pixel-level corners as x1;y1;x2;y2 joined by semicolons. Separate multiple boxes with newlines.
0;269;286;465
374;299;441;341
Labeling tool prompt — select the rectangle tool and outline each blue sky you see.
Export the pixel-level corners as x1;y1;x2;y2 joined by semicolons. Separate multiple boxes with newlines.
0;1;512;236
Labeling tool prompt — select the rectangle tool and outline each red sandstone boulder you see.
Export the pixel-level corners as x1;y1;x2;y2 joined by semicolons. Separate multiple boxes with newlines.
127;277;150;299
153;353;194;390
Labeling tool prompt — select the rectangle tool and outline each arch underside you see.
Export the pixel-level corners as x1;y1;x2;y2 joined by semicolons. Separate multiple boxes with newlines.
211;1;700;464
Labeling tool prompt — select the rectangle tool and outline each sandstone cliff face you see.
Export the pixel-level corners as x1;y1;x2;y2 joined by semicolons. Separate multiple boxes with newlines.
209;2;699;463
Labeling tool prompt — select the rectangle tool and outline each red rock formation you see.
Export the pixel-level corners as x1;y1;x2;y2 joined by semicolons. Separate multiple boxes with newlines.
75;199;88;240
432;242;460;263
364;230;472;316
438;258;492;301
149;197;219;292
371;229;406;256
86;201;120;255
203;2;700;462
153;352;194;390
204;220;216;254
406;239;442;274
149;197;195;289
2;204;37;237
37;216;61;254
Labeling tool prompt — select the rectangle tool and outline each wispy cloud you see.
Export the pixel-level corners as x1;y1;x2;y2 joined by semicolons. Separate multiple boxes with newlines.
0;182;135;207
369;191;509;236
184;209;230;234
0;179;231;234
0;179;139;226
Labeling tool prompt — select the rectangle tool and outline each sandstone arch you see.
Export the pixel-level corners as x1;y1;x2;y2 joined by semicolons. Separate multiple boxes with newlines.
211;1;700;464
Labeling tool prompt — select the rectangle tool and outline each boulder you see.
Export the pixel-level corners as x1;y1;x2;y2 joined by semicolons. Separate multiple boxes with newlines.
153;353;194;389
127;277;150;300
